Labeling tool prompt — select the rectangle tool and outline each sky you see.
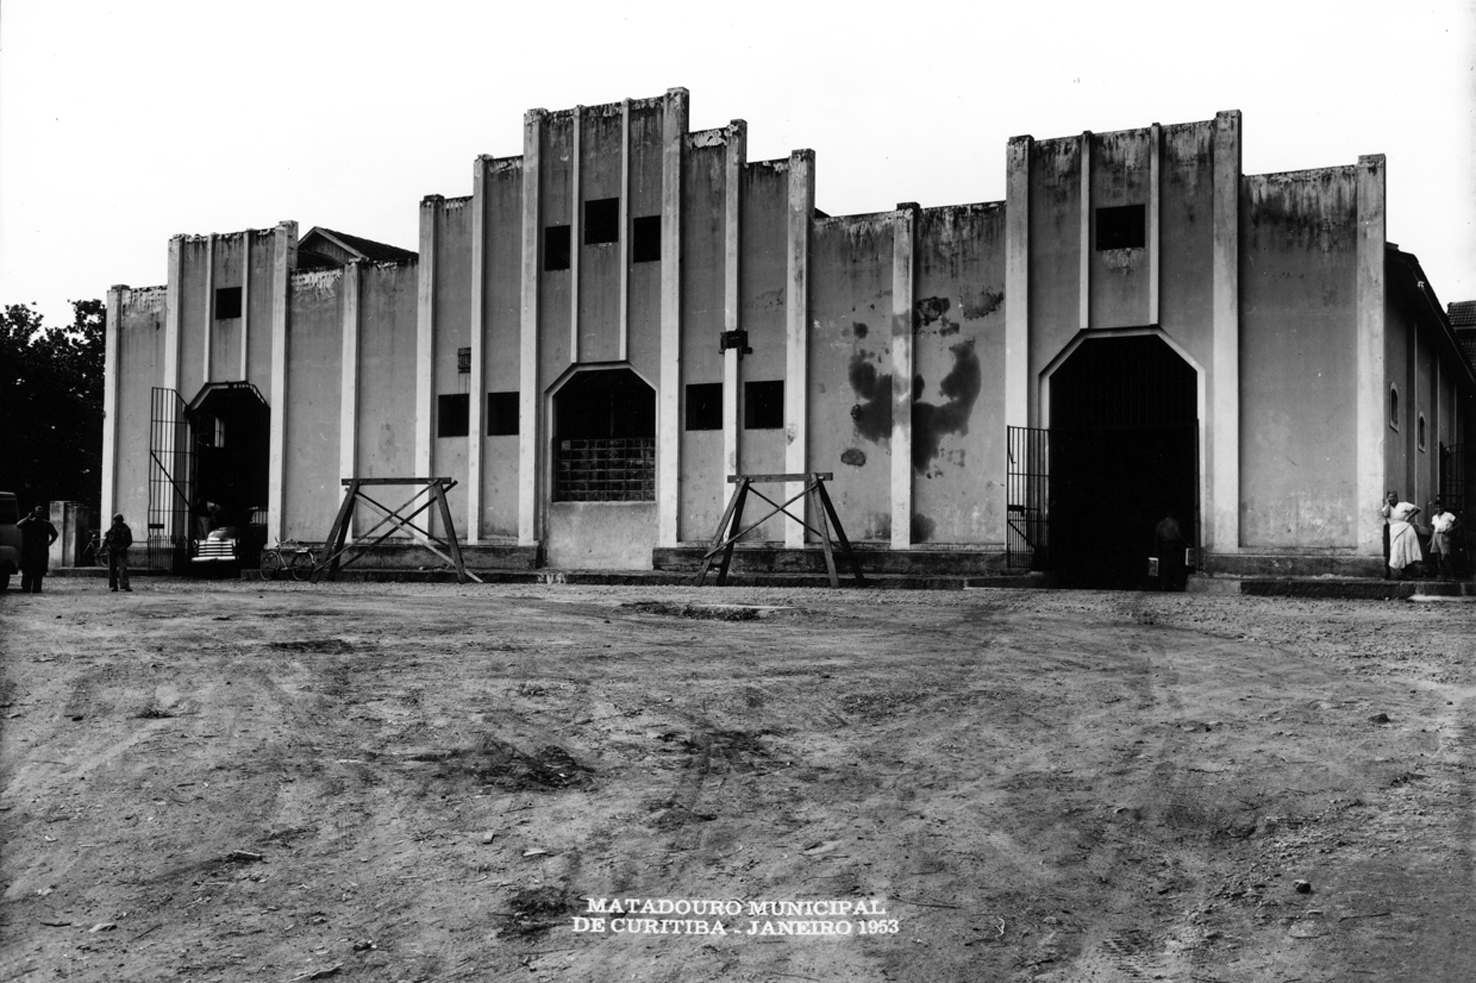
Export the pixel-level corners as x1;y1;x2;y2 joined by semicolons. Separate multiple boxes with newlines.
2;1;1473;330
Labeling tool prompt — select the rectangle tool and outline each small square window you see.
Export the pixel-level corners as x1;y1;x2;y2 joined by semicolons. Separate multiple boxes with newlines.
1095;204;1145;250
215;286;242;319
632;215;662;263
487;391;519;436
744;380;784;430
545;225;571;271
585;198;620;244
438;393;469;438
685;383;722;431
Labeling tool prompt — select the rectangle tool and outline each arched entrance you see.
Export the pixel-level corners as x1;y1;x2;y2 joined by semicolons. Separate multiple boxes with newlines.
546;368;657;569
1048;335;1198;587
185;381;271;572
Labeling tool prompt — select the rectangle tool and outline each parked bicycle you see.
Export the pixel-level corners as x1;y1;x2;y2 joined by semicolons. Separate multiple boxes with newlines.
259;541;321;582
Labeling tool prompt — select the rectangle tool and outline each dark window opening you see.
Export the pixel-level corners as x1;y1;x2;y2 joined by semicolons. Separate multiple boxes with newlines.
1389;387;1400;430
585;198;620;244
545;225;571;271
1095;204;1146;250
744;380;784;430
215;286;242;319
487;391;519;436
686;383;722;431
554;369;656;502
1418;414;1427;451
438;393;469;438
632;215;662;262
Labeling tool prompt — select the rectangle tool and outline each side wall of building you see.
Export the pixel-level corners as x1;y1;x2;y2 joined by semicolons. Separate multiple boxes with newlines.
1238;168;1361;549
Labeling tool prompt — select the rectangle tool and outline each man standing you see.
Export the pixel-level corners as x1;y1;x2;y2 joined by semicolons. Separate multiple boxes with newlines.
16;505;58;594
102;512;134;592
1428;501;1456;581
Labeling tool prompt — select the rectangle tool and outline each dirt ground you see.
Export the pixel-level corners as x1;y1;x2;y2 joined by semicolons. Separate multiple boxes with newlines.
1;579;1473;983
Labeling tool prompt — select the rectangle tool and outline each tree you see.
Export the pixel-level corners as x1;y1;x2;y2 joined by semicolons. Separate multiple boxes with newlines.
0;300;106;515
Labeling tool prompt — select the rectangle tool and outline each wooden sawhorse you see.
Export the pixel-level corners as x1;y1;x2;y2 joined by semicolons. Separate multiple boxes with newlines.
318;477;482;584
695;472;865;588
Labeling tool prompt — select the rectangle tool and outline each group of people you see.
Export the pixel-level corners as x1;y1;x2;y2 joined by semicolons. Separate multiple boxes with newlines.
12;508;134;594
1381;491;1462;580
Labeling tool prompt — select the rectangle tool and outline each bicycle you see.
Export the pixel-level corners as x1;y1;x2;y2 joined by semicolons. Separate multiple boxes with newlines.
259;541;321;582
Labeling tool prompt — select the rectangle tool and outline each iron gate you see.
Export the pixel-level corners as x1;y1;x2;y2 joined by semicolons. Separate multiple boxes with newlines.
1006;426;1049;568
148;387;193;572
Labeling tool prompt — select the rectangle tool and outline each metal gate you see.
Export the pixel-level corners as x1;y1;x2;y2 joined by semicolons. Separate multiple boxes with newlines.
1006;426;1049;569
148;387;193;572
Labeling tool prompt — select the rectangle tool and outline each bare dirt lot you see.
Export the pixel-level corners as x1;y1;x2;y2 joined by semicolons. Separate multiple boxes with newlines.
2;580;1474;982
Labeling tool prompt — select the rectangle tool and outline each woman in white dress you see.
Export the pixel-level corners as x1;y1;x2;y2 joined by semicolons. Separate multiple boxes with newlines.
1387;501;1423;578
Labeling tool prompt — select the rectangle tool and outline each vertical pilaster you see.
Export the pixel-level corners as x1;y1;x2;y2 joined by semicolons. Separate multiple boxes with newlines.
339;261;361;536
1148;123;1162;326
416;196;440;499
570;105;583;365
102;286;125;525
267;219;296;544
202;234;215;386
1211;110;1242;555
240;232;252;381
891;203;918;549
469;156;490;543
784;148;815;548
1004;136;1032;429
1079;131;1092;333
722;121;746;510
619;99;632;362
519;110;545;546
165;236;183;397
657;87;688;547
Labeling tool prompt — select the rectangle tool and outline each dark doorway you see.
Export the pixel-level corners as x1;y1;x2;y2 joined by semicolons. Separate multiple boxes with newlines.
553;369;656;502
1049;335;1197;588
186;382;271;570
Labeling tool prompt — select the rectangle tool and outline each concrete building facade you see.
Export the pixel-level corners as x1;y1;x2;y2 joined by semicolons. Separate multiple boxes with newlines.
102;88;1475;581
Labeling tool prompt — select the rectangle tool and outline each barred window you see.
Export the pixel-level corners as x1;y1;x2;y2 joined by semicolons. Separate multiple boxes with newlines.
553;369;656;502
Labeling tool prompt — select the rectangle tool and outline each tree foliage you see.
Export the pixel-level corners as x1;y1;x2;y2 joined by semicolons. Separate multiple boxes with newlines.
0;300;106;514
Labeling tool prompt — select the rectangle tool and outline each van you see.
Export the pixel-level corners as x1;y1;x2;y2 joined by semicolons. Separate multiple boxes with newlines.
0;492;22;591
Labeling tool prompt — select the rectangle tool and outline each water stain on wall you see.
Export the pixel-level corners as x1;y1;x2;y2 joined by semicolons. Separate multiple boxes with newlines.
915;297;960;336
912;337;981;475
841;448;867;467
849;352;893;443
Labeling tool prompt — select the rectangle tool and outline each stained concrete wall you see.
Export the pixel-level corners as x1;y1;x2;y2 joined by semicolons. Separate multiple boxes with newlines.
111;287;167;535
577;104;624;364
1239;168;1360;548
736;159;791;542
1089;129;1153;330
678;137;728;542
1028;136;1083;392
810;213;894;542
481;159;523;538
430;197;473;530
356;262;419;483
912;203;1007;544
1158;122;1217;366
283;270;344;541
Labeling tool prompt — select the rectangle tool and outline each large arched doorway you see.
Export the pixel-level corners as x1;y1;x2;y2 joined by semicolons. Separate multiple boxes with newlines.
186;382;271;571
547;368;658;569
1049;335;1198;587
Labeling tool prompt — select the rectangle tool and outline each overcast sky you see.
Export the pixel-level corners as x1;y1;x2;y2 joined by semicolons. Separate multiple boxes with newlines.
2;1;1473;330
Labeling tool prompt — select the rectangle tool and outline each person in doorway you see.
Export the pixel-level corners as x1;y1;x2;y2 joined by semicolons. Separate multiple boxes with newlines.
1387;499;1423;579
16;505;59;594
1428;500;1456;581
1153;512;1188;591
102;513;134;592
1379;490;1399;579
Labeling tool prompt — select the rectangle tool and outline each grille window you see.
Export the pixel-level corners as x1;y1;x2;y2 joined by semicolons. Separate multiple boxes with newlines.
553;369;656;502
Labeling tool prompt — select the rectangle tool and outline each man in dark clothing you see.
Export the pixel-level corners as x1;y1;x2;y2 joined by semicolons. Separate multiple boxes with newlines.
102;513;134;592
16;506;59;594
1153;513;1188;592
